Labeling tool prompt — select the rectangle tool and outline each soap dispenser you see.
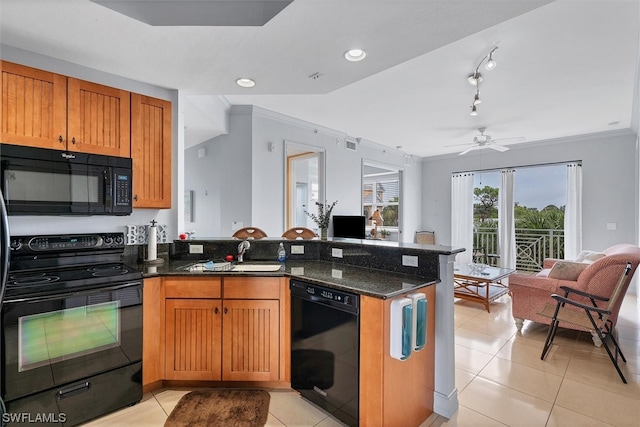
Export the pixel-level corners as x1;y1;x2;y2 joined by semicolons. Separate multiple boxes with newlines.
277;243;286;263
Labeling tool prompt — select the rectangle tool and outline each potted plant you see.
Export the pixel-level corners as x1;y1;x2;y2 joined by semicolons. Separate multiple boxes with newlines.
380;228;390;239
305;200;337;239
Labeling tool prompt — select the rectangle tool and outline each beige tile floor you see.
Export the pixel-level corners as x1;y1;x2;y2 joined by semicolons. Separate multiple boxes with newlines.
82;294;640;427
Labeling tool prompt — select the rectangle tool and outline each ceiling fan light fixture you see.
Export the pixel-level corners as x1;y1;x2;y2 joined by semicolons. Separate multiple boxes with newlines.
236;78;256;88
344;48;367;62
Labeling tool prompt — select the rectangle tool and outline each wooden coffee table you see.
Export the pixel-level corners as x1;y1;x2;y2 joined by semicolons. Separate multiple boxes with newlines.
454;264;515;312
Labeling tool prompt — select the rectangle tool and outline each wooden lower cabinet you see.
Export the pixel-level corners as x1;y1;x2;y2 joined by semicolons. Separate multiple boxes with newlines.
359;284;436;426
222;299;280;381
142;277;164;389
165;298;223;380
160;276;286;383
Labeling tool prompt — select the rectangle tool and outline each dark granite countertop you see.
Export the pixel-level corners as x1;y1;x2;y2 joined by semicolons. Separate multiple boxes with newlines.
134;257;435;299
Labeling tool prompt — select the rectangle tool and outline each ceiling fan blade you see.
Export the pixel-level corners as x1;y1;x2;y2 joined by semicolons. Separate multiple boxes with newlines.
445;142;474;147
491;136;525;144
488;144;509;152
458;146;480;155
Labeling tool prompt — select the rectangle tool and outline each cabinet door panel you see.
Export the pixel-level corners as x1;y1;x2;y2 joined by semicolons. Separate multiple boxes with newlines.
222;299;279;381
165;299;222;380
1;61;66;149
67;78;130;157
131;93;172;208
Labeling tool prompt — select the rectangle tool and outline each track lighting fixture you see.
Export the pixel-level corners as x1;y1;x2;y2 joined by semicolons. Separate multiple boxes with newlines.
466;46;498;115
473;90;481;105
467;71;482;86
485;50;497;70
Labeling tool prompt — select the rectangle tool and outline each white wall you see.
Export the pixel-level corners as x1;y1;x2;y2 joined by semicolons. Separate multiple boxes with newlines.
1;45;181;238
184;107;253;237
251;108;422;241
185;106;423;242
421;130;639;292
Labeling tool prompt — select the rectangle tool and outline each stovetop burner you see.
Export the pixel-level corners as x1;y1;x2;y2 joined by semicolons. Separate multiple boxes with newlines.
89;265;130;277
8;272;61;286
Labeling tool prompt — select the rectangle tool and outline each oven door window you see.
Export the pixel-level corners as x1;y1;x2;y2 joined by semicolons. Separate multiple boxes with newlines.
19;301;120;372
2;285;142;402
2;158;106;214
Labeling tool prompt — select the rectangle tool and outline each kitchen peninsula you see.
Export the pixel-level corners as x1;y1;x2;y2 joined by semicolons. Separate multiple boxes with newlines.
137;238;463;426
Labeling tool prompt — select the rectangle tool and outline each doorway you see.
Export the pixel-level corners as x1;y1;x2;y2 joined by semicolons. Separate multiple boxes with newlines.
285;142;325;231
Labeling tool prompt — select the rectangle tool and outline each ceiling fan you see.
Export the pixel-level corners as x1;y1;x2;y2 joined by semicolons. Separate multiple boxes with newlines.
450;127;525;155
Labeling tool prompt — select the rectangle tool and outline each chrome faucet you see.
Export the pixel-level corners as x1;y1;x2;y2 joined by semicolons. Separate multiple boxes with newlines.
237;239;250;263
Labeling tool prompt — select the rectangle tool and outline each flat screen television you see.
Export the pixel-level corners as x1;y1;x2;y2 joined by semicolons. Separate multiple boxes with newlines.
333;215;366;239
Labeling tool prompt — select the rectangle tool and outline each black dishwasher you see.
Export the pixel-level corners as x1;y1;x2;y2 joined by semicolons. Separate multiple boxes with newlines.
290;279;359;427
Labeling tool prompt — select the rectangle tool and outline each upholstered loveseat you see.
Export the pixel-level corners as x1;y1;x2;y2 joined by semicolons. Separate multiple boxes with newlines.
508;244;640;345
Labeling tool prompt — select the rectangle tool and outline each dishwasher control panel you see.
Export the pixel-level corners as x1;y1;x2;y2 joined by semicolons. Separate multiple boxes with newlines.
290;280;359;313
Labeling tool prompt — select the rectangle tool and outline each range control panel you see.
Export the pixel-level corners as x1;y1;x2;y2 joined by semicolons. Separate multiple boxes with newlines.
10;233;126;253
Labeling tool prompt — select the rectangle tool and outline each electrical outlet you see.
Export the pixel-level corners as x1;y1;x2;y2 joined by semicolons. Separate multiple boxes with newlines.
189;244;204;254
291;245;305;254
606;222;617;230
332;269;343;279
332;248;343;258
402;255;419;267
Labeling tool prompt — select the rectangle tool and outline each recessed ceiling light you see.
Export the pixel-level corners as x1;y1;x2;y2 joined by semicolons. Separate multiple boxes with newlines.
236;78;256;88
344;49;367;62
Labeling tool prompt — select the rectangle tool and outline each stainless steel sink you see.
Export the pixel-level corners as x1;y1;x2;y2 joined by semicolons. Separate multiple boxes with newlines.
177;261;282;272
231;263;283;272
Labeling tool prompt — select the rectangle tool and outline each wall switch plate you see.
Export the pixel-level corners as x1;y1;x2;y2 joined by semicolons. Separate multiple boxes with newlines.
189;244;204;254
332;269;343;279
402;255;419;267
606;222;617;230
291;267;305;275
332;248;343;258
291;245;305;254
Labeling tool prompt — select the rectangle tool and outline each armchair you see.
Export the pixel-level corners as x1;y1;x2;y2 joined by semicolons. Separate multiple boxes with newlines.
508;244;640;346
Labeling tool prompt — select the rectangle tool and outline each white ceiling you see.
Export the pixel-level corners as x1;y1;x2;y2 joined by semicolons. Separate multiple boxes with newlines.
1;0;638;157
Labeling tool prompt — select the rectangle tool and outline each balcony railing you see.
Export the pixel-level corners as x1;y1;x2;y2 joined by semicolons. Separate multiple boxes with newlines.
474;227;565;271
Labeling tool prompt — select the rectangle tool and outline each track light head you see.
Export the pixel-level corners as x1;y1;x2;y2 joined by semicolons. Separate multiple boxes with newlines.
467;72;483;86
485;47;498;70
473;92;482;105
470;105;478;116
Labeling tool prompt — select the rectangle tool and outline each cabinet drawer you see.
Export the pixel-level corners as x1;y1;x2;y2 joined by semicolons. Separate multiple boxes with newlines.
164;277;221;298
223;277;281;299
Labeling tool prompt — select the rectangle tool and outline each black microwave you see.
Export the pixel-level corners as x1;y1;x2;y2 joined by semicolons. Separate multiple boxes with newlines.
0;144;132;216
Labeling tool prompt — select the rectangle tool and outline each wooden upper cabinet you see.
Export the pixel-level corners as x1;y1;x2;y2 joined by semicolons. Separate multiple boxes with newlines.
131;93;172;209
1;61;131;156
1;61;67;149
66;78;130;157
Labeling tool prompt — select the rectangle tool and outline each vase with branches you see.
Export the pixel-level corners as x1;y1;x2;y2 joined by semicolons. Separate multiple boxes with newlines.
305;200;337;239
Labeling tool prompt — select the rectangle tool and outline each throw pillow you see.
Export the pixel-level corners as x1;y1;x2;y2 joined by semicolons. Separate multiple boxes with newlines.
548;260;590;280
575;250;606;264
